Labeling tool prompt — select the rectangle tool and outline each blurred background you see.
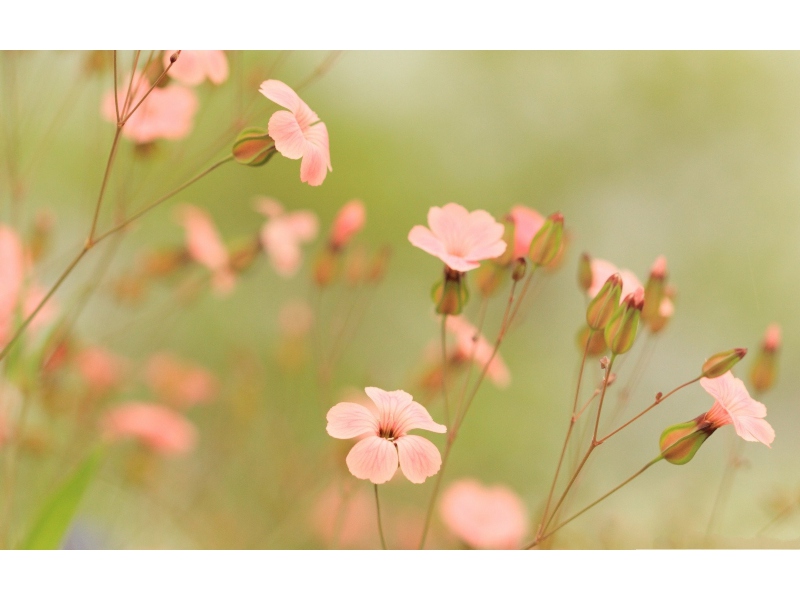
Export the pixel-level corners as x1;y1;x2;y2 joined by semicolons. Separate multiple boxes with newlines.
1;51;798;549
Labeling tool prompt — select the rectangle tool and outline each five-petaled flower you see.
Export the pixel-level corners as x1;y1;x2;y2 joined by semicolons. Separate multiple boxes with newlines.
326;387;446;484
700;372;775;446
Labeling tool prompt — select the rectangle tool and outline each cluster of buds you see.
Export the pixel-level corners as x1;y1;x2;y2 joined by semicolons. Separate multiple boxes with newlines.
582;272;644;357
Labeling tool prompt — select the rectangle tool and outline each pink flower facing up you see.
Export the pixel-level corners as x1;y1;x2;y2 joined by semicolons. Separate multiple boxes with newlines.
447;315;510;388
255;198;319;277
176;205;235;295
440;479;529;549
259;79;331;186
145;352;219;410
508;205;545;260
102;402;197;456
164;51;228;86
587;258;642;301
75;346;127;394
330;199;366;250
408;203;506;272
326;387;446;484
700;372;775;446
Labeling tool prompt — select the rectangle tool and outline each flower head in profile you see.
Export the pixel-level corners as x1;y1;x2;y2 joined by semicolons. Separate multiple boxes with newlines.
164;51;228;86
102;402;197;455
700;372;775;446
447;315;510;388
408;203;506;272
259;79;331;186
326;387;446;484
255;198;318;277
508;205;545;260
175;205;235;295
330;199;366;250
587;257;642;300
440;479;529;549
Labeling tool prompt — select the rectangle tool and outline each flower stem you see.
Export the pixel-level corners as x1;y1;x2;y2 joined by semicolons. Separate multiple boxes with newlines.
441;314;450;427
374;484;387;550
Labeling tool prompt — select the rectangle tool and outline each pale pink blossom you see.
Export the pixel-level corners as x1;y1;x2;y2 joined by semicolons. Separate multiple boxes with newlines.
763;323;781;352
326;387;446;484
75;346;127;394
440;479;529;549
700;372;775;446
255;198;318;277
508;205;545;259
175;205;235;295
259;79;331;186
408;203;506;272
587;258;642;300
101;73;198;144
447;315;510;388
330;200;366;249
0;225;25;345
164;51;228;86
145;352;218;409
102;402;197;455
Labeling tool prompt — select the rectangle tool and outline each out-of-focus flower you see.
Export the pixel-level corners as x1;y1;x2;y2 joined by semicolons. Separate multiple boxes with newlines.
440;479;529;549
326;387;446;484
587;258;642;301
508;205;545;260
23;284;59;338
0;225;24;345
330;200;366;250
75;346;127;394
164;51;228;86
175;205;235;295
447;315;510;388
408;203;506;272
700;372;775;446
145;352;218;409
256;198;318;277
751;323;781;393
259;79;331;186
102;402;197;455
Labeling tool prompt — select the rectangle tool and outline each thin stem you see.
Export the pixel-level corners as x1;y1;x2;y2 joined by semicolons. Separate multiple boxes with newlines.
418;443;451;549
121;51;180;124
454;295;489;423
88;126;122;242
374;484;387;550
120;51;141;119
441;315;450;427
113;50;119;122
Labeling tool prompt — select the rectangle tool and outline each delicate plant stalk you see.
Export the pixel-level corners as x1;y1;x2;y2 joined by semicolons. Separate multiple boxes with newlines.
453;295;489;421
374;484;387;550
704;435;744;541
441;315;450;427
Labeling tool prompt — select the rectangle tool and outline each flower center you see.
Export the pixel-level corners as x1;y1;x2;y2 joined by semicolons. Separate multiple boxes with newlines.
378;426;397;442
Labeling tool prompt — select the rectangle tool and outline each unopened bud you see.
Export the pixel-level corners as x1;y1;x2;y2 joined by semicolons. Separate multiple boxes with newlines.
544;229;569;272
314;248;338;288
170;51;181;63
330;200;366;251
528;212;564;267
586;273;623;330
659;416;713;465
578;253;593;292
604;287;644;355
750;324;781;393
345;245;367;286
512;257;527;282
642;255;667;324
576;325;607;357
432;268;469;315
701;348;746;378
233;127;276;167
763;323;781;353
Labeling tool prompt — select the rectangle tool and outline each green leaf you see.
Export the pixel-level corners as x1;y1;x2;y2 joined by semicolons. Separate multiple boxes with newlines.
20;448;103;550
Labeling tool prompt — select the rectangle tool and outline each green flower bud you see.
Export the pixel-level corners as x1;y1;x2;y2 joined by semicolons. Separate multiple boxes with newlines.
528;212;564;267
701;348;746;378
604;288;644;355
659;416;713;465
642;255;667;325
586;273;622;330
233;127;276;167
432;268;469;315
511;257;527;282
577;252;593;292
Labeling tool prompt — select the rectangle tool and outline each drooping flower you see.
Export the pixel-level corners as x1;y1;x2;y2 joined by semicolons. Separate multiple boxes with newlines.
75;346;127;394
145;352;218;409
408;203;506;272
330;200;366;250
440;479;529;549
164;51;228;86
101;402;197;455
447;315;510;388
259;79;331;186
255;198;318;277
587;258;642;300
175;205;235;295
700;372;775;446
326;387;446;484
508;205;545;260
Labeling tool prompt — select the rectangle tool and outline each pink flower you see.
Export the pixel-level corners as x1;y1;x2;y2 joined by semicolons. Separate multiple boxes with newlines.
700;372;775;446
0;225;25;345
447;315;510;388
164;51;228;86
255;198;318;277
102;402;197;455
326;387;446;484
587;258;642;300
259;79;331;186
508;205;545;259
175;205;235;295
440;479;529;549
763;323;781;353
408;203;506;272
75;346;127;394
145;352;218;409
101;73;198;144
330;200;366;249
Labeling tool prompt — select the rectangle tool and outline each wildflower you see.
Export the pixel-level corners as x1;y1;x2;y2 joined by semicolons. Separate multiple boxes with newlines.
145;352;218;409
751;323;781;393
408;203;506;272
259;79;331;186
175;205;235;295
163;51;228;86
75;346;127;394
102;402;197;455
330;199;366;250
440;479;529;549
326;387;446;484
700;372;775;446
256;198;318;277
508;205;545;260
447;315;510;388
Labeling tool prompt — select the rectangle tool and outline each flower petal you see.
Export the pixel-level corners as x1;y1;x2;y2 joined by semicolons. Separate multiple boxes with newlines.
733;415;775;447
326;402;379;439
396;435;442;483
300;140;328;186
268;110;307;160
204;51;229;85
408;225;447;258
364;387;413;424
345;437;398;484
394;401;447;436
259;80;318;128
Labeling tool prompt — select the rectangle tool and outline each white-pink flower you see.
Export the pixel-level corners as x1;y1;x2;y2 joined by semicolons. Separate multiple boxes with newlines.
508;205;545;260
700;372;775;446
259;79;331;186
255;198;318;277
175;205;235;295
164;51;228;86
102;402;197;455
587;257;642;300
447;315;510;388
408;203;506;272
326;387;446;484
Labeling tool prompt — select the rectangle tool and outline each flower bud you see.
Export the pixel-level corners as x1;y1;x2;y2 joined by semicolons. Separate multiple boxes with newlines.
528;212;564;267
28;209;55;264
659;416;713;465
750;324;781;393
233;127;276;167
432;268;469;315
642;255;667;324
577;252;593;292
576;325;607;357
701;348;746;378
345;245;367;286
511;257;527;282
586;273;623;330
604;287;644;355
314;248;338;288
330;200;366;251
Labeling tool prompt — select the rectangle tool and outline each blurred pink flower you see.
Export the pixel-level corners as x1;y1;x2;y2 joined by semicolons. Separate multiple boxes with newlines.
440;479;529;549
23;284;59;338
408;203;506;272
312;482;373;548
587;258;642;300
330;200;366;249
700;372;775;446
164;51;228;86
763;323;781;352
75;346;127;394
175;205;235;295
259;79;331;186
145;352;218;409
0;225;25;345
326;387;446;484
255;198;318;277
508;205;545;259
102;402;197;455
447;315;510;388
102;73;198;144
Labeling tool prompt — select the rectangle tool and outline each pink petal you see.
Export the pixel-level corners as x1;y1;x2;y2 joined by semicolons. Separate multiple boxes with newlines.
509;205;545;259
176;205;229;272
259;80;318;129
461;209;506;262
204;51;229;85
164;51;205;86
268;110;307;160
394;401;447;437
345;436;398;484
123;85;198;144
408;225;447;258
300;139;328;186
102;403;197;455
285;211;319;241
364;387;413;422
326;402;379;439
0;225;25;344
396;435;442;483
733;415;775;447
428;203;470;245
330;200;366;248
